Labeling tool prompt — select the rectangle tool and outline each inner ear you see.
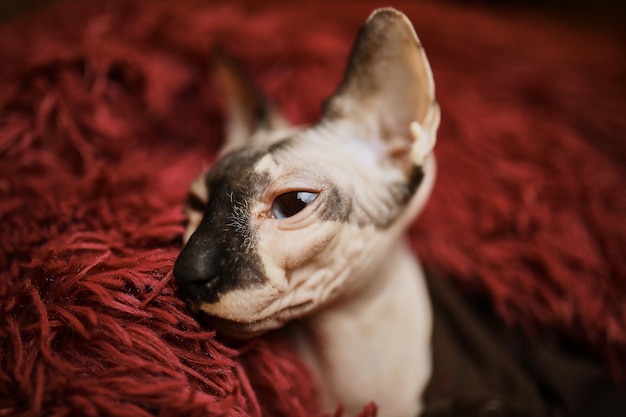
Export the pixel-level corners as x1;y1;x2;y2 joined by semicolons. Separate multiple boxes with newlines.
213;49;288;154
320;8;439;166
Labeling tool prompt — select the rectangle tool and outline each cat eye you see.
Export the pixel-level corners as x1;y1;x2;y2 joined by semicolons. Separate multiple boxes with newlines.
271;191;318;219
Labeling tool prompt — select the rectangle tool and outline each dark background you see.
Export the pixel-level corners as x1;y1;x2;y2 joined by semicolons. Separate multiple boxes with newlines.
1;0;625;29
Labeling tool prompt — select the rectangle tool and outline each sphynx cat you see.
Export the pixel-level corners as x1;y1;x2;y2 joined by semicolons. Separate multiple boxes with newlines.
174;8;437;416
173;7;626;417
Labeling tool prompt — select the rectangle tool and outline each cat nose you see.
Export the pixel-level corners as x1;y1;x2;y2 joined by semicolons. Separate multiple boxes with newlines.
174;251;218;294
174;232;221;300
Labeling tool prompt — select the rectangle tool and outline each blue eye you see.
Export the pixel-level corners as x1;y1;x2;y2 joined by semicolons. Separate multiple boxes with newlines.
271;191;318;219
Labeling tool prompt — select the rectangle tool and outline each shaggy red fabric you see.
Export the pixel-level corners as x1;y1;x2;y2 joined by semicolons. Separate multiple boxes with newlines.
0;0;624;416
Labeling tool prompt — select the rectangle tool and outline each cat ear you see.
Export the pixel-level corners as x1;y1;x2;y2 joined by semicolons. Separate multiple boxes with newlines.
213;49;288;154
321;8;439;167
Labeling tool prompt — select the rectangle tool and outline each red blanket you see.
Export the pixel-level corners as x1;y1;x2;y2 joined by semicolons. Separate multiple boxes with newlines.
1;1;625;416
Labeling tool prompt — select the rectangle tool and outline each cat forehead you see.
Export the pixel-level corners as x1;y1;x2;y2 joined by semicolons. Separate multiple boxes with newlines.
207;124;383;196
204;140;308;199
253;127;381;173
210;133;308;179
207;140;292;185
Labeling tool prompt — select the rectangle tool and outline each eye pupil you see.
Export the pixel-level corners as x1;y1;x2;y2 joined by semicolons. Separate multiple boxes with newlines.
272;191;317;219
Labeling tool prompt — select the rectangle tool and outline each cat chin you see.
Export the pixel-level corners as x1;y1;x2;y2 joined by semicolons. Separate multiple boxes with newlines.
196;300;316;339
199;314;284;339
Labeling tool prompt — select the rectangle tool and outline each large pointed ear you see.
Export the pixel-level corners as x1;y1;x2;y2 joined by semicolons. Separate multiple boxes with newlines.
321;8;439;169
213;49;288;155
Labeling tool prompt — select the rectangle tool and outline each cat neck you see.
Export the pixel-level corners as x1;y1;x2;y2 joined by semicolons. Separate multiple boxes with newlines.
290;241;433;417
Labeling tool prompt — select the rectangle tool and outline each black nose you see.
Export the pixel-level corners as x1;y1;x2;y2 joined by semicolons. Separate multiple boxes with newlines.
173;227;222;302
174;250;219;298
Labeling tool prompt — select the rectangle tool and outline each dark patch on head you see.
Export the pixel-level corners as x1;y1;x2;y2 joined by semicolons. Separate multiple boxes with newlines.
174;148;269;304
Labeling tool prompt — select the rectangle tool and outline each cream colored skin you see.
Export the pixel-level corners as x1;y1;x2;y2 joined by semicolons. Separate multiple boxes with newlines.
180;8;440;417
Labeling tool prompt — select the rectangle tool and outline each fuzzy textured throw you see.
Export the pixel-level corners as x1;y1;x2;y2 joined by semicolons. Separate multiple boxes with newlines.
1;1;625;416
